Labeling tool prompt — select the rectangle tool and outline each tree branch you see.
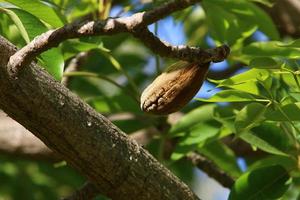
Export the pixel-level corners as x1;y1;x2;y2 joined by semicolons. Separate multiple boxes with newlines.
7;0;229;77
0;110;158;161
0;35;199;199
186;152;235;189
131;27;230;63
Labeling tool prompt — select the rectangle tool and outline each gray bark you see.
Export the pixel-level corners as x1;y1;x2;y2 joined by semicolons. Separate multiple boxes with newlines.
0;35;199;200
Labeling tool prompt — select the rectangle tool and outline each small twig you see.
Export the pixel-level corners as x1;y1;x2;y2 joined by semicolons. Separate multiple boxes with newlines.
7;0;229;78
62;181;100;200
132;27;230;63
186;152;235;189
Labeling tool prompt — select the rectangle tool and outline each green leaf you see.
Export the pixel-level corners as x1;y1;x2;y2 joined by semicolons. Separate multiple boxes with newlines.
169;104;216;135
211;69;270;96
197;90;265;102
249;57;281;69
177;123;219;146
199;141;241;178
277;39;300;48
240;123;291;156
0;7;30;43
243;41;300;59
203;0;279;41
290;93;300;102
229;165;290;200
61;39;109;60
265;103;300;121
1;7;64;80
87;94;140;114
213;106;236;133
280;73;300;90
182;6;207;45
249;155;297;171
202;1;258;46
239;135;287;157
247;0;274;7
5;0;65;27
171;122;220;161
214;69;269;85
201;2;230;44
235;103;267;134
38;50;64;80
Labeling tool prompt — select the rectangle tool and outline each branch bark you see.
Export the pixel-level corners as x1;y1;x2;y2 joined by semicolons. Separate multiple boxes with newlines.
7;0;229;77
0;35;200;200
186;152;235;189
0;111;159;161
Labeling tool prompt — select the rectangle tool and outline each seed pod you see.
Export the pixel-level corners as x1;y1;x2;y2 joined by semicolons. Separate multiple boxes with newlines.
140;61;209;115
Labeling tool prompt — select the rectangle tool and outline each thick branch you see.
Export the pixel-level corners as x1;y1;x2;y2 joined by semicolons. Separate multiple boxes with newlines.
0;36;199;200
0;110;158;161
7;0;229;77
186;152;235;189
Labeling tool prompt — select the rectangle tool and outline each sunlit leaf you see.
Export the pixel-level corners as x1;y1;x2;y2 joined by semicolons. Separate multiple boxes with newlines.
197;90;266;102
0;7;64;80
215;69;270;85
211;69;270;95
243;41;300;59
5;0;65;27
277;39;300;48
247;0;274;7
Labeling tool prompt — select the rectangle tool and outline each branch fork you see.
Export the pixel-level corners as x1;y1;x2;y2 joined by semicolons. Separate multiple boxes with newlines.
1;0;231;199
7;0;230;78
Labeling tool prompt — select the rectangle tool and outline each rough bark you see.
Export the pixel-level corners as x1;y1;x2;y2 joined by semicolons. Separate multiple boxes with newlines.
7;0;230;77
186;152;235;189
0;36;199;200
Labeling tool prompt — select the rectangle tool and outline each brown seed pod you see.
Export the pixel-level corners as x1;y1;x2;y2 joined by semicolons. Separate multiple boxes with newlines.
140;61;210;115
